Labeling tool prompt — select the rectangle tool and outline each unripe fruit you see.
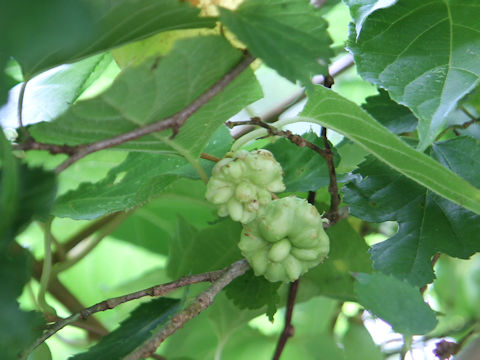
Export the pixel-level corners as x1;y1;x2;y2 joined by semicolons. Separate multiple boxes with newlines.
205;150;285;223
239;197;330;282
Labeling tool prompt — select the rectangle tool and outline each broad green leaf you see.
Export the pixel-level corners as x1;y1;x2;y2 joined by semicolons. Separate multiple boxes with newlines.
53;123;233;220
112;179;216;255
220;0;333;86
343;0;397;36
343;321;383;360
0;133;57;245
53;152;192;220
0;249;46;360
70;298;181;359
347;0;480;149
13;0;214;78
362;89;417;134
301;219;372;301
265;132;340;192
225;269;280;313
0;132;55;359
354;272;438;335
0;0;95;86
343;137;480;286
300;86;480;216
433;256;480;318
167;218;243;280
0;130;18;242
27;342;52;360
0;54;112;129
30;36;261;157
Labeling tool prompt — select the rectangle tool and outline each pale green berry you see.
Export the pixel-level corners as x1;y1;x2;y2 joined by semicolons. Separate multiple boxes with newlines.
205;149;285;223
250;249;268;275
235;182;256;203
290;248;319;261
283;255;303;281
227;198;243;222
238;196;330;282
268;238;291;262
265;262;286;282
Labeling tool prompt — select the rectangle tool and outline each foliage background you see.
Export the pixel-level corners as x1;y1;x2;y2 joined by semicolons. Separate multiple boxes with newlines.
1;0;480;359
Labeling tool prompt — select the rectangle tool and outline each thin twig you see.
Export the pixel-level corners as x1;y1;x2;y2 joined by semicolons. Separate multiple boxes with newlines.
226;117;329;159
52;212;130;275
321;127;341;224
231;54;354;139
200;152;221;162
435;115;480;140
272;280;300;360
53;213;122;263
50;54;254;173
22;264;237;357
37;218;56;315
124;259;250;360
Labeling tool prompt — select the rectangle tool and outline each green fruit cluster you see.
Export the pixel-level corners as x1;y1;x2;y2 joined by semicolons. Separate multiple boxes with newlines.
238;197;329;282
205;149;285;223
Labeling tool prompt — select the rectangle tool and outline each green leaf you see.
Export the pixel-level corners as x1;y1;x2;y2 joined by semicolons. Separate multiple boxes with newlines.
343;137;480;286
112;179;216;255
0;248;46;360
347;0;480;149
343;0;397;36
70;298;181;359
301;219;372;301
220;0;333;86
53;152;191;220
27;342;52;360
354;272;438;335
300;86;480;216
167;218;243;279
343;321;383;360
0;134;57;245
265;132;340;192
362;89;417;134
53;123;234;220
0;131;18;241
0;54;113;129
29;36;261;157
225;269;280;314
1;0;96;78
13;0;214;78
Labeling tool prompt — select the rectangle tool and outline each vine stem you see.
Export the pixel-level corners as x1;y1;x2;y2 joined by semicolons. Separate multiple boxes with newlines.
17;81;27;128
37;218;56;315
21;260;248;358
52;211;130;275
124;259;250;360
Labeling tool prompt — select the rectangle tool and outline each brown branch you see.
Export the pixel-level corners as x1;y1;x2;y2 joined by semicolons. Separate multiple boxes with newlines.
22;264;236;357
14;139;77;155
51;54;254;173
226;117;329;160
232;54;354;139
124;259;250;360
200;152;221;162
14;54;254;172
272;279;300;360
321;127;341;224
271;188;317;360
